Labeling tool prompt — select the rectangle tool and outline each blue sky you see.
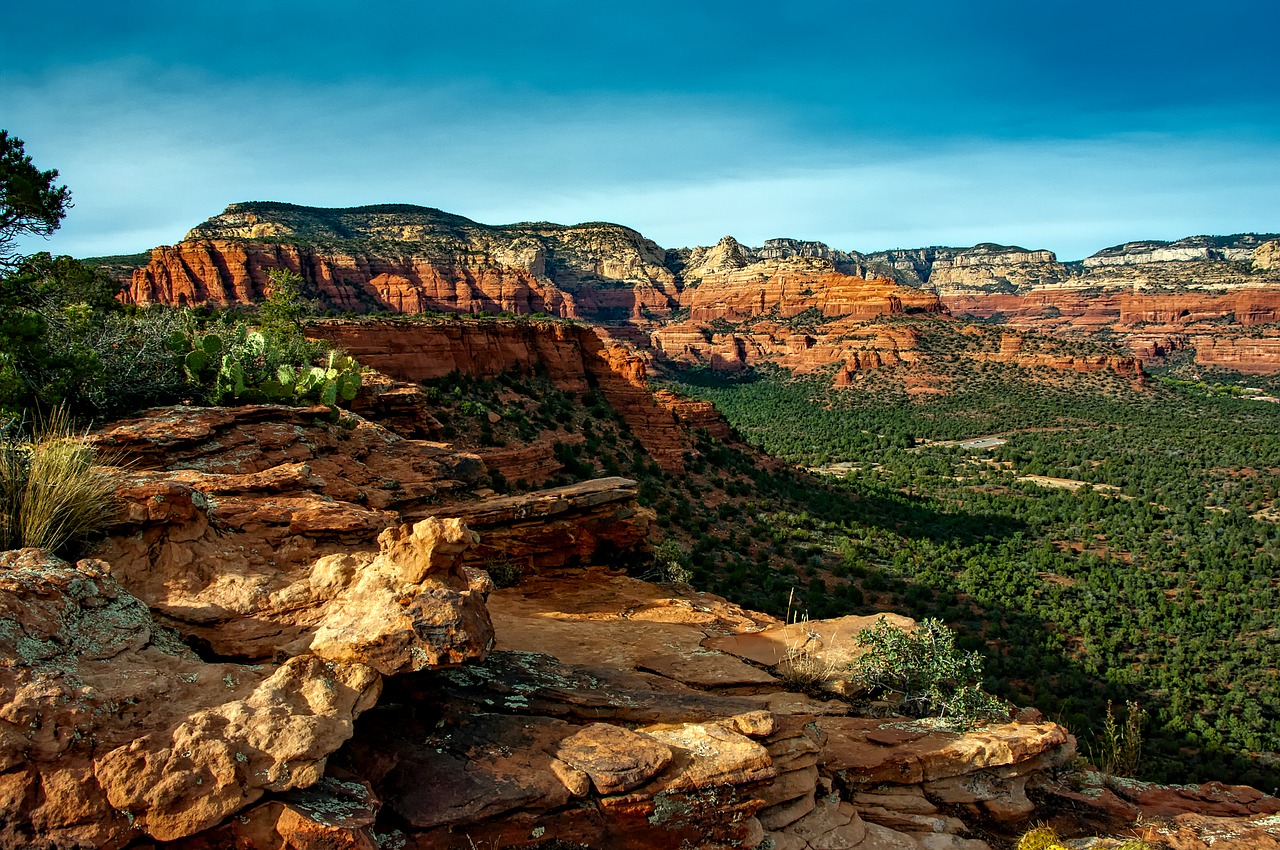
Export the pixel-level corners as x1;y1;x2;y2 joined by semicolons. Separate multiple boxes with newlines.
3;1;1278;260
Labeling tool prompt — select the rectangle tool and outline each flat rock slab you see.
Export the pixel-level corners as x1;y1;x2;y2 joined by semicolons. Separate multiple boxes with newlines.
376;713;577;829
704;613;917;668
434;650;772;724
489;569;780;688
556;723;673;794
819;718;1074;787
629;721;776;796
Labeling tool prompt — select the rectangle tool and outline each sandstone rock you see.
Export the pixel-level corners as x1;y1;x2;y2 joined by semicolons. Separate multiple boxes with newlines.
95;654;381;841
304;516;493;675
681;257;942;324
819;718;1075;787
1143;811;1280;849
549;757;591;797
1255;240;1280;271
706;612;918;670
858;822;928;849
852;786;939;814
124;203;682;324
858;805;966;835
758;764;819;809
425;478;656;571
308;319;712;469
555;722;674;794
159;776;380;850
759;791;818;830
0;549;380;846
912;835;991;850
924;773;1034;822
90;407;499;666
488;567;781;688
633;720;776;794
783;798;867;849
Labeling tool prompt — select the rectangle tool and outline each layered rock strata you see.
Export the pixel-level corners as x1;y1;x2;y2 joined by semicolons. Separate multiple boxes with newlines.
306;318;718;470
109;202;1280;376
123;203;680;323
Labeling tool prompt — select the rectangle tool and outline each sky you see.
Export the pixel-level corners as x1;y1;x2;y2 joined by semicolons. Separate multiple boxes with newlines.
3;0;1278;261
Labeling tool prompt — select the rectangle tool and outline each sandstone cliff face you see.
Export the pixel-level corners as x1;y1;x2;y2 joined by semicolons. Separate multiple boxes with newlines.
681;257;943;323
1084;233;1279;267
112;203;1280;377
124;202;681;323
305;318;712;471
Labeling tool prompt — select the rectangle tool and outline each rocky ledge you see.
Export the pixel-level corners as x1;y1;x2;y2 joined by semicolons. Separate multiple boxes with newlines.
2;405;1277;849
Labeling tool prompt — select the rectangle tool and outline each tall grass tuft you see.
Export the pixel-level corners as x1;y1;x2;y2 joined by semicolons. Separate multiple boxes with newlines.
0;408;120;556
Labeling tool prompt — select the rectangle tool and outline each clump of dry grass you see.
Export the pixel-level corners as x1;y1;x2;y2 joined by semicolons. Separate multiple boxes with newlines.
0;408;120;556
774;590;842;693
776;628;841;693
1015;824;1152;850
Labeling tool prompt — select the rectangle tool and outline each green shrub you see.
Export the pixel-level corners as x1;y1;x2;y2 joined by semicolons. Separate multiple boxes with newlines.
485;556;523;589
850;616;1008;724
0;408;119;556
651;539;693;584
165;314;361;408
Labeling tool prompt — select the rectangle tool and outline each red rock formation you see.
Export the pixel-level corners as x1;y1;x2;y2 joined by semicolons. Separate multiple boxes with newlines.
306;318;724;470
683;258;943;323
121;203;683;323
0;548;381;848
6;401;1278;849
942;288;1280;373
1189;331;1280;374
128;239;582;316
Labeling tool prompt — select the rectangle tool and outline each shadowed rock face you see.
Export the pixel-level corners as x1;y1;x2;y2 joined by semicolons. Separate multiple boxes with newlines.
306;319;714;471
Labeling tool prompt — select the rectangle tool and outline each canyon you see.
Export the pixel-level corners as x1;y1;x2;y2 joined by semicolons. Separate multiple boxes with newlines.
114;203;1280;379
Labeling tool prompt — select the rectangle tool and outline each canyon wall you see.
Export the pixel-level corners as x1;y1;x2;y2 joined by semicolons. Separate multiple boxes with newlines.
305;318;714;471
111;203;1280;375
124;202;681;323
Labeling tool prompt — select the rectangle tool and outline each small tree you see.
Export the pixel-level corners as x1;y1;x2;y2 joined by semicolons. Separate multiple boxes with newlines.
652;539;693;584
258;267;314;335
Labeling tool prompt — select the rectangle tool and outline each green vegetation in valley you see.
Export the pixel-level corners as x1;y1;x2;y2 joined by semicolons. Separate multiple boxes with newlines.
664;358;1280;792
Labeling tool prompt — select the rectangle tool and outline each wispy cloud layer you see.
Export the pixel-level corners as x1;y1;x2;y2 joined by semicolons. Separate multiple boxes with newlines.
3;1;1278;260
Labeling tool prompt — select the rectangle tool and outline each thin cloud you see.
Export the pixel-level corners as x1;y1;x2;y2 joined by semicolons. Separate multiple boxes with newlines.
4;60;1278;262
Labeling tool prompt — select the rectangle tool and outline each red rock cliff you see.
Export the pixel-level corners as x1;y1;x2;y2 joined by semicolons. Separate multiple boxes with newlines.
305;319;719;470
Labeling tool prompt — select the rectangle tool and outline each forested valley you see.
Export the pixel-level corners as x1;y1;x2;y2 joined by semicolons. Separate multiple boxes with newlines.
659;352;1280;792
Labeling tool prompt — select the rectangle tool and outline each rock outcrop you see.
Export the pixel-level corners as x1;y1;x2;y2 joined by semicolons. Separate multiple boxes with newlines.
105;203;1280;377
305;318;719;470
0;548;380;847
